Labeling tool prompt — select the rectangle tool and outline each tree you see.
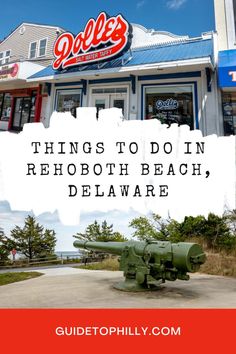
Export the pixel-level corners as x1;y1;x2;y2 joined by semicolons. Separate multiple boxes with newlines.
224;209;236;235
74;220;127;242
0;227;10;262
203;213;232;250
129;213;184;242
4;215;57;259
179;215;206;239
129;212;236;252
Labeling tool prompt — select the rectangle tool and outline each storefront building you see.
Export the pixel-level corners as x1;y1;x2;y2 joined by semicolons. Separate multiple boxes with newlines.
28;13;222;136
218;50;236;135
0;22;65;131
0;62;44;131
214;0;236;135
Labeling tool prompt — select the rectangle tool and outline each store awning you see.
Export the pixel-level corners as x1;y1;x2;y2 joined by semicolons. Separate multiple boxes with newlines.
218;50;236;87
0;61;44;84
27;37;214;82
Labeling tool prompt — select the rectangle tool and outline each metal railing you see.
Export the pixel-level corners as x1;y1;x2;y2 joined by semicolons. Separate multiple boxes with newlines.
0;253;108;269
0;255;64;269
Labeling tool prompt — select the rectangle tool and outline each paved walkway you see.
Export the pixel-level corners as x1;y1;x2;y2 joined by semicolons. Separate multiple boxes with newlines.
0;263;82;274
0;267;236;308
33;266;84;276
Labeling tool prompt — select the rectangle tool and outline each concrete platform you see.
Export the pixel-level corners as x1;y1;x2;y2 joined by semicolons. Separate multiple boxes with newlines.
0;267;236;308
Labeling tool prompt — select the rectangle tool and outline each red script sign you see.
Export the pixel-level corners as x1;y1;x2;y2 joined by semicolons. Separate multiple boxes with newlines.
53;12;132;70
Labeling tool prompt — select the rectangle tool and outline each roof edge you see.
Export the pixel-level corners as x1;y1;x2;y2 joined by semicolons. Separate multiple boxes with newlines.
0;22;66;46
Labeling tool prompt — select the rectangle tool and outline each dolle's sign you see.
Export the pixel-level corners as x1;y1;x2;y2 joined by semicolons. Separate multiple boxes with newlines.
53;12;132;70
156;98;179;111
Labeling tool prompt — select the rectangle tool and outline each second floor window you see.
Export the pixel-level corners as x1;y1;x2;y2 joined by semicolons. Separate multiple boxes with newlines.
0;50;11;65
29;39;47;59
29;42;37;59
39;39;47;57
5;50;10;63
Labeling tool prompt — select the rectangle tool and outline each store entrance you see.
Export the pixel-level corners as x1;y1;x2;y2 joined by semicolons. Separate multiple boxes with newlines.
12;95;36;131
91;87;128;119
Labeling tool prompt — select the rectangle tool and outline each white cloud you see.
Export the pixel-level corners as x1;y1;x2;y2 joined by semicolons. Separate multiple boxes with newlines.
136;0;146;9
0;202;32;227
166;0;187;10
0;201;140;251
37;211;60;224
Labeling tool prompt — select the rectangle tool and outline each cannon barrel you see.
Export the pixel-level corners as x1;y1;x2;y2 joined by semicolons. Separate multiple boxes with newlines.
74;240;129;256
74;239;205;273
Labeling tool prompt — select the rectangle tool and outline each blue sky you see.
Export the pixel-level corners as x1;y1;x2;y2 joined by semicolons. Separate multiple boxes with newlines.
0;0;214;40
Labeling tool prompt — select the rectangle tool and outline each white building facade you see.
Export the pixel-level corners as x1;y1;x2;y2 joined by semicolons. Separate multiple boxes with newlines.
27;14;223;136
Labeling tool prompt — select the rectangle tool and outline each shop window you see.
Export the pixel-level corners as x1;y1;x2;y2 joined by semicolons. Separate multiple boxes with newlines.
55;90;82;118
0;94;3;111
39;39;47;57
234;0;236;37
116;87;127;93
222;92;236;135
29;42;37;59
0;50;11;65
92;88;127;94
92;88;104;94
144;85;194;129
0;93;11;121
92;87;127;94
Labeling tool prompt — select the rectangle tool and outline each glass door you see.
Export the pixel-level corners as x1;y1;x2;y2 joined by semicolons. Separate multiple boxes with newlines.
20;98;31;127
12;98;23;130
0;93;11;121
91;95;109;118
91;90;127;119
12;97;33;131
110;93;127;118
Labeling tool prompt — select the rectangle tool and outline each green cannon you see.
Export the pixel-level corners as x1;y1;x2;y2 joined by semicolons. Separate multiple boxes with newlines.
73;239;206;291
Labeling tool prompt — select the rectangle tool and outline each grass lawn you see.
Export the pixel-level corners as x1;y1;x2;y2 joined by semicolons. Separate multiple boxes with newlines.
0;272;43;286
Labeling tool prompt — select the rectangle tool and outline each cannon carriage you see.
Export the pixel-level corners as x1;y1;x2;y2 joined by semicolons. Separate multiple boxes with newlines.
74;239;206;291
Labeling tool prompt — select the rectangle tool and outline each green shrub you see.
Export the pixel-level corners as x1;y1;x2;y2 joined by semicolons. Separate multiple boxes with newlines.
76;258;119;271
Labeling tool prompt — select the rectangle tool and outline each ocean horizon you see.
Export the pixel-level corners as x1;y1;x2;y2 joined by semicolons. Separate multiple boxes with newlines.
55;251;82;259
